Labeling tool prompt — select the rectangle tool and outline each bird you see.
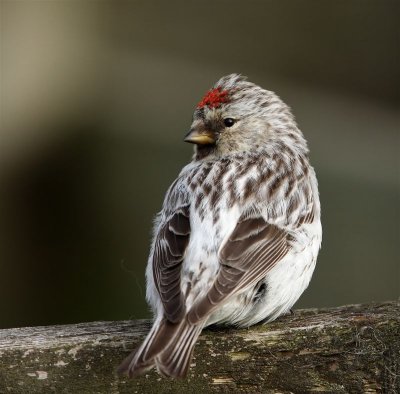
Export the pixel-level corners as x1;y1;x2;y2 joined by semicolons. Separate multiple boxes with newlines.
118;73;322;379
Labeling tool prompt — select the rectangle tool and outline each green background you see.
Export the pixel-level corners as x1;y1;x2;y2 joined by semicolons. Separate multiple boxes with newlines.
0;0;399;329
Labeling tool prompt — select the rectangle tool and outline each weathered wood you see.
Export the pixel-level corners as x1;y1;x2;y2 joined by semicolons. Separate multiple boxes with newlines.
0;302;399;393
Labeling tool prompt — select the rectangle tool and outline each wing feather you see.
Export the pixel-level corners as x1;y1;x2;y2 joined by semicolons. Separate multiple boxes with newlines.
153;206;190;322
187;215;292;324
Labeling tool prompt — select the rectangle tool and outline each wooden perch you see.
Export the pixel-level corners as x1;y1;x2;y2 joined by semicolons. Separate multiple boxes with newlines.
0;302;399;393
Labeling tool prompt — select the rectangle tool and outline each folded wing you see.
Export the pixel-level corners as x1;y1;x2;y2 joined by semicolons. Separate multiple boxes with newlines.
187;215;293;324
153;205;191;323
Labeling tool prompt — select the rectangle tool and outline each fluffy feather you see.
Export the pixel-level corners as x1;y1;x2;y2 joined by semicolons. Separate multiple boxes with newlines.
119;74;322;378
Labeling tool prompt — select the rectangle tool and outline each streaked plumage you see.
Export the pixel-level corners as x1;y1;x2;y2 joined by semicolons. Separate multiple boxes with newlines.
119;74;322;378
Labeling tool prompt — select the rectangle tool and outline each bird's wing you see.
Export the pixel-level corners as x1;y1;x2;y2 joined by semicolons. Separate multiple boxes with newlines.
152;205;190;323
187;214;293;324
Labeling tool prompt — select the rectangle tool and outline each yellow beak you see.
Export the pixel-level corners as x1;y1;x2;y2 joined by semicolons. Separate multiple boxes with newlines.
184;129;216;145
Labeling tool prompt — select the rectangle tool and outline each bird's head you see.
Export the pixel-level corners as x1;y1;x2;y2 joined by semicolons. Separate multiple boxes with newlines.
185;74;306;159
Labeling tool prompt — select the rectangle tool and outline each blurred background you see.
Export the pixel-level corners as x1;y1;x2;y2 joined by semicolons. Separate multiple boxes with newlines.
0;0;399;329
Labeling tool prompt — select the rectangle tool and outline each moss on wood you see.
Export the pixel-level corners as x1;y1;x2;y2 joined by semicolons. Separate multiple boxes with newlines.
0;302;399;393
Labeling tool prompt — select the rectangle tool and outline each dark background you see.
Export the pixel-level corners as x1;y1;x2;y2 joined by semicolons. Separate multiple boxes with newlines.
1;0;399;329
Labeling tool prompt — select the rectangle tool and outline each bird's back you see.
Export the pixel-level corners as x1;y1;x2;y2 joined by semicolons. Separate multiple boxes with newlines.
147;149;321;327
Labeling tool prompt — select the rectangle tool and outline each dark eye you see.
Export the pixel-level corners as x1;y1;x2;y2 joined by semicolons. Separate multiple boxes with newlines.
223;118;235;127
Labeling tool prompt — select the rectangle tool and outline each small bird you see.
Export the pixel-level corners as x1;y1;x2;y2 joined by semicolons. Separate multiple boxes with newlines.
119;74;322;378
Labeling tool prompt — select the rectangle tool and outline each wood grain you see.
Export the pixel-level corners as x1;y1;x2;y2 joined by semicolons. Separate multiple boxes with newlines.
1;302;399;393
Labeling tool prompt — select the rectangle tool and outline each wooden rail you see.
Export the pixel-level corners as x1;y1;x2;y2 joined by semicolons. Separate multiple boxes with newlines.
0;301;399;393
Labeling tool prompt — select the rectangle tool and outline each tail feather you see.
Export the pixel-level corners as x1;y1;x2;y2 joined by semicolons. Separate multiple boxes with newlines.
119;316;206;379
117;346;154;377
156;321;205;378
118;317;181;378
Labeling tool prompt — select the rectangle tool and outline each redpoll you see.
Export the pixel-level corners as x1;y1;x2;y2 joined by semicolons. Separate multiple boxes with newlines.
119;74;322;378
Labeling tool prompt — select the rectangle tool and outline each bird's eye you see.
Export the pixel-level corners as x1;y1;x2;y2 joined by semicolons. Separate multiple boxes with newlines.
223;118;235;127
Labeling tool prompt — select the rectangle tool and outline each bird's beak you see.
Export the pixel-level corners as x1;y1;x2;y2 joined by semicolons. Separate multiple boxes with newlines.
184;129;216;145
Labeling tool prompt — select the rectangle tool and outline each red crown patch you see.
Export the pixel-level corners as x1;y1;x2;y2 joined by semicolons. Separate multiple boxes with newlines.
197;87;230;109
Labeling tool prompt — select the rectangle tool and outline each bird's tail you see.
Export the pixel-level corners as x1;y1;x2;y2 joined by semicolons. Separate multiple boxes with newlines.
157;320;204;378
118;317;205;379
